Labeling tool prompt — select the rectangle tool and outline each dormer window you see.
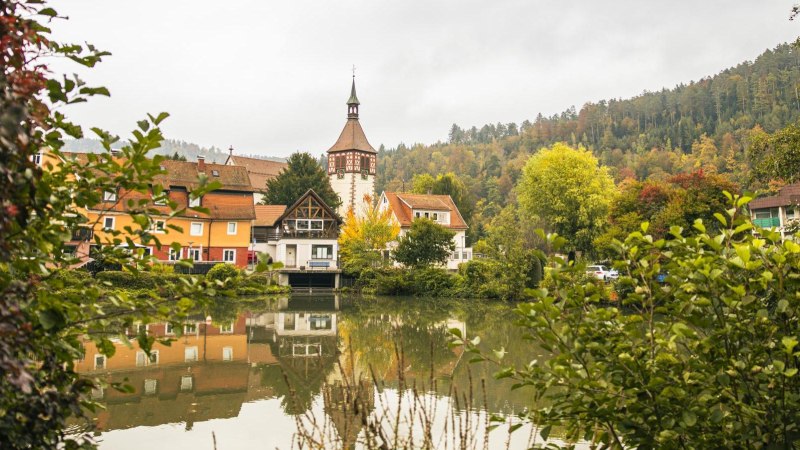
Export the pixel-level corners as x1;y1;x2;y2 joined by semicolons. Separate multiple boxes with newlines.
189;195;200;208
154;191;167;206
103;190;117;202
211;170;220;177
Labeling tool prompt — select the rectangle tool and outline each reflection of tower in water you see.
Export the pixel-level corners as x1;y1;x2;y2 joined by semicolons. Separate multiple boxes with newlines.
323;379;375;450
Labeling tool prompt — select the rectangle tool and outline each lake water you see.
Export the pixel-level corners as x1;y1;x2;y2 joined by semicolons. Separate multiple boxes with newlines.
76;294;583;449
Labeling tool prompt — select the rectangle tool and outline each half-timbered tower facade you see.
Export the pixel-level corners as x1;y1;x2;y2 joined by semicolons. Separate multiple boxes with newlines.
327;78;377;215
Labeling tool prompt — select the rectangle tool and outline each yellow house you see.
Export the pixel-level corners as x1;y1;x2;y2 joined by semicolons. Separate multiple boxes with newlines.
41;151;255;267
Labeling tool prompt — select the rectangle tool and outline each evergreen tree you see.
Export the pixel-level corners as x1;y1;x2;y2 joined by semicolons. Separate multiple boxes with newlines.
262;152;341;209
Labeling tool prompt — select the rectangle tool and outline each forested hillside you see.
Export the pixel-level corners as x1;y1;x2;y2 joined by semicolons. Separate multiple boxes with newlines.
62;138;286;164
375;42;800;241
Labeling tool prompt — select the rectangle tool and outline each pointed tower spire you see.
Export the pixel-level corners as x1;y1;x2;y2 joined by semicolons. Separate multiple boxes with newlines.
347;75;360;119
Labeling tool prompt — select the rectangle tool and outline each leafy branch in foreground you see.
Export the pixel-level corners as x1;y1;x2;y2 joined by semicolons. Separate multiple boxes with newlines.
0;2;222;448
457;193;800;449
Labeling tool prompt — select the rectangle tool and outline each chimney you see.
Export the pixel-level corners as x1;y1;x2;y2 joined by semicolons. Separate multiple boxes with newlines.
197;155;206;173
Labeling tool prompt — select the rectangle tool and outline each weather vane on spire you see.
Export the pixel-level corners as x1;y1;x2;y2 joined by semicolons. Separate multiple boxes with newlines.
352;64;356;79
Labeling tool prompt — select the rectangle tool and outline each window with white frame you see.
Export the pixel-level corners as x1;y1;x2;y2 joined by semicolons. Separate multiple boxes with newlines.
184;323;197;335
136;351;148;367
91;386;104;400
223;249;236;263
103;216;115;230
31;152;42;166
168;247;181;261
94;354;106;370
180;375;193;391
295;219;323;231
187;248;202;261
189;195;201;208
223;347;233;362
144;379;158;395
184;346;198;362
219;321;234;333
166;323;175;335
311;245;333;259
103;190;117;202
152;220;166;233
190;222;203;236
227;222;237;235
153;191;167;206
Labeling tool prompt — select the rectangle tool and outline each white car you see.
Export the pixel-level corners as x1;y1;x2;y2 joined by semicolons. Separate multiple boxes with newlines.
586;265;618;281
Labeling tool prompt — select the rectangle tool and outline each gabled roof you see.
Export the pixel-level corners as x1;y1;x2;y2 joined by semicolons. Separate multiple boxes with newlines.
59;152;255;220
224;155;287;192
254;205;287;227
156;160;254;192
382;192;468;229
277;189;342;224
750;182;800;209
328;119;376;154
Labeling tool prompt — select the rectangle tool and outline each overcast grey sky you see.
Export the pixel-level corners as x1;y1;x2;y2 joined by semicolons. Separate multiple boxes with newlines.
49;1;799;157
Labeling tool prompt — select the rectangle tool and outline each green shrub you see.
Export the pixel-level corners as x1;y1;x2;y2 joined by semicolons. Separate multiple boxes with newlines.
235;286;263;296
206;263;241;284
96;271;157;289
410;268;455;295
242;273;274;287
150;263;175;274
266;285;291;294
373;268;413;295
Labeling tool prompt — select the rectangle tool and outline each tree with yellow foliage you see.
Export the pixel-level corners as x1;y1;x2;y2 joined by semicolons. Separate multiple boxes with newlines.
338;195;400;275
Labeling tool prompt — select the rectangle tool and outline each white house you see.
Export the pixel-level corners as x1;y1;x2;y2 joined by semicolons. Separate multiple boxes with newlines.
377;191;472;270
253;189;342;288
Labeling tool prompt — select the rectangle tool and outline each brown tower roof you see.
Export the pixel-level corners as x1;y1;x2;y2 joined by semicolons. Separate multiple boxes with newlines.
328;119;376;154
328;77;376;154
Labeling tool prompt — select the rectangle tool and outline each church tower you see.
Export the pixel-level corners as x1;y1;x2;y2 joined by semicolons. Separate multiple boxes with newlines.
327;77;377;216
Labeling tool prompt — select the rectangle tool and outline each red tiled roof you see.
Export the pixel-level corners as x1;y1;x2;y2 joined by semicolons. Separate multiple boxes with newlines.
60;152;255;220
382;192;467;229
328;119;376;154
225;155;287;192
254;205;287;226
750;182;800;209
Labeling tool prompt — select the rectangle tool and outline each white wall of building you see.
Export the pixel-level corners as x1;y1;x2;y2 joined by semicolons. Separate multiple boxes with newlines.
330;172;374;215
274;238;339;269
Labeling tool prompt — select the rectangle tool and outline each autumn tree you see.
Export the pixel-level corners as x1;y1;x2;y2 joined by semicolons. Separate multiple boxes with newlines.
517;143;615;253
263;152;341;209
392;219;455;269
338;195;399;275
748;121;800;185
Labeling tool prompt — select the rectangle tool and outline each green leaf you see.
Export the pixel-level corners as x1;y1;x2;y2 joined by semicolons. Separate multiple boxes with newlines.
38;309;65;330
782;336;798;354
682;410;697;427
539;424;552;441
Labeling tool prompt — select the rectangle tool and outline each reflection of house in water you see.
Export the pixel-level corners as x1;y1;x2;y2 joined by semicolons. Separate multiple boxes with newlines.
75;295;343;431
247;295;341;414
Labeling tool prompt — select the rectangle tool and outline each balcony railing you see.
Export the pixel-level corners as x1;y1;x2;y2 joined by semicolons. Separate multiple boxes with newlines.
753;217;781;228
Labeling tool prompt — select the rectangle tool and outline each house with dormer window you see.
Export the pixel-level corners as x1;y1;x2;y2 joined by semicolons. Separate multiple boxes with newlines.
377;191;472;270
